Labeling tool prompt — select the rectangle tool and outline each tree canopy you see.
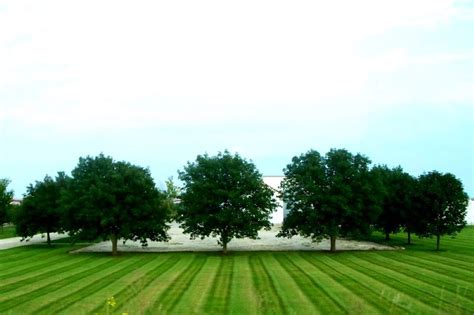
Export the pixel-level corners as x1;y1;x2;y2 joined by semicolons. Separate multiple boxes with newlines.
415;171;468;250
178;151;276;253
372;165;417;241
62;154;170;255
14;173;68;245
278;149;383;251
0;178;14;228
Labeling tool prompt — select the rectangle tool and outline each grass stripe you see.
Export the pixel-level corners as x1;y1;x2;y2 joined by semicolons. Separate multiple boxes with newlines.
59;255;182;315
172;255;224;314
0;256;111;312
345;255;471;314
376;252;474;284
201;255;233;314
0;255;97;295
273;254;335;313
410;239;474;252
312;254;435;314
88;254;179;314
290;253;377;313
355;253;474;307
0;253;76;281
149;254;208;313
229;254;260;315
434;251;474;263
0;245;66;262
0;246;68;264
259;253;321;314
13;255;145;314
115;254;193;314
446;242;474;248
0;246;48;260
437;242;474;251
402;251;474;270
440;237;474;244
248;253;286;314
281;253;380;314
309;254;403;314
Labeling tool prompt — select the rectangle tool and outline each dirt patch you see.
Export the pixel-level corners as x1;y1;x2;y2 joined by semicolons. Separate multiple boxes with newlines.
73;223;396;253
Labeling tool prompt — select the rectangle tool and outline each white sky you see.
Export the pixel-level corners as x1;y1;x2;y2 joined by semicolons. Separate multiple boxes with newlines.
0;0;473;196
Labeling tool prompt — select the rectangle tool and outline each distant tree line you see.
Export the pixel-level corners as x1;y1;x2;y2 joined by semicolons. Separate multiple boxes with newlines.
278;149;469;251
0;148;469;254
0;179;14;232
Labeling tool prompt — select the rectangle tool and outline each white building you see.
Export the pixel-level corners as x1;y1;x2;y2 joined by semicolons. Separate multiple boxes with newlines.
10;198;22;206
467;199;474;225
263;176;287;224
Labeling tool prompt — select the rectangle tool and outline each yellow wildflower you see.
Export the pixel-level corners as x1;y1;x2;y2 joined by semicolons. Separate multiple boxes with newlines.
106;296;117;307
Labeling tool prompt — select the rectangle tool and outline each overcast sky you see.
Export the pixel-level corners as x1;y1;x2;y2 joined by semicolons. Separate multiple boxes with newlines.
0;0;473;197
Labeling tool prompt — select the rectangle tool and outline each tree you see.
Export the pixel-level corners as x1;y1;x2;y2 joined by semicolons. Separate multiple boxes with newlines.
0;179;14;230
278;149;383;252
178;151;276;254
399;175;419;245
162;177;181;219
415;171;468;250
372;166;417;241
14;173;68;245
62;154;170;255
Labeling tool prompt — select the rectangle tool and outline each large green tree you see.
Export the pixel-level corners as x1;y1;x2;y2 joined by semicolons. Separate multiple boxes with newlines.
372;165;417;242
14;173;68;245
400;175;420;245
178;151;276;254
0;179;14;229
278;149;383;252
62;154;170;255
415;171;468;250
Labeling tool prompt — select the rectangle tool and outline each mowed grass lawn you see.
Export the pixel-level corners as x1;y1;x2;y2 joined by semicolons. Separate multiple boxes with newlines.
0;228;473;314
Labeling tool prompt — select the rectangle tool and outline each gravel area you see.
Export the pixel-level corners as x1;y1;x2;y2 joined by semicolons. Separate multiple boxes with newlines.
0;233;68;250
73;222;396;253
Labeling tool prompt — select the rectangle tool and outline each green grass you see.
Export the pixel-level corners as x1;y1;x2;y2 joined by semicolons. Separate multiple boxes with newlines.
0;227;472;314
0;225;17;239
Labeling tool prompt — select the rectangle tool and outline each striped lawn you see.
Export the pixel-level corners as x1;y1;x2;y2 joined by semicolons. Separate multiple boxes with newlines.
0;227;472;314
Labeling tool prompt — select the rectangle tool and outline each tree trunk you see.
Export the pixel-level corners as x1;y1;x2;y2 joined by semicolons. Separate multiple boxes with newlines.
436;234;440;251
111;234;118;256
47;232;51;246
221;229;229;255
407;229;411;245
385;231;390;241
223;241;228;255
330;235;336;252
